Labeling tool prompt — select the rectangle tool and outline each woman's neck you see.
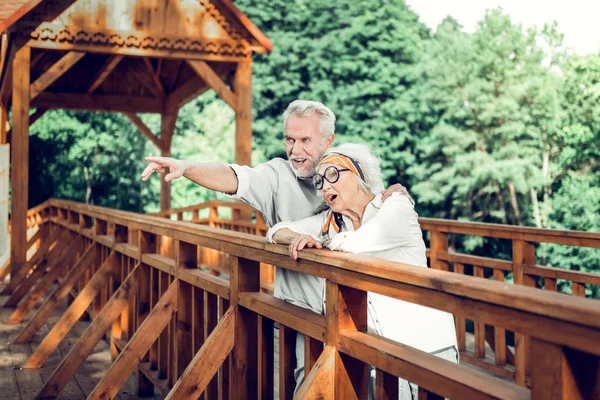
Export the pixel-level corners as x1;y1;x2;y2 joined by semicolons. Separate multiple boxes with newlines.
339;191;375;230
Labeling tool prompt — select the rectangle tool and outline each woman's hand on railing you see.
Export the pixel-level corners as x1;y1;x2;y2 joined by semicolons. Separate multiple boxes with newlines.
289;234;323;261
141;157;187;183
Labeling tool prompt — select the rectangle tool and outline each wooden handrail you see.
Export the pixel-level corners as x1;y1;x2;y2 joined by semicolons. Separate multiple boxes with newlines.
11;198;600;399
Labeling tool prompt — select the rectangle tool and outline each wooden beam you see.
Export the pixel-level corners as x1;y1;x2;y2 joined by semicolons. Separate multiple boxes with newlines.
7;238;80;323
29;51;85;100
123;112;163;150
531;338;600;400
143;58;165;97
87;281;178;400
36;265;141;399
165;76;209;111
87;54;123;94
10;45;30;281
0;103;8;144
28;39;249;63
31;92;164;113
3;231;71;308
14;243;96;344
24;251;116;368
186;60;238;112
0;258;10;281
127;59;165;99
165;307;235;400
295;346;335;400
1;225;62;295
159;109;178;211
234;59;252;166
230;256;260;399
0;34;14;109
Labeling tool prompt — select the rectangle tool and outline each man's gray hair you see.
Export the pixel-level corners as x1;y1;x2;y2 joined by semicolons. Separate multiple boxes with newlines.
282;100;336;139
322;143;385;194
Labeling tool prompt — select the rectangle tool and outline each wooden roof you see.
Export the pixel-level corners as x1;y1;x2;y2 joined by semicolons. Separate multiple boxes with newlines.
0;0;272;114
0;0;271;53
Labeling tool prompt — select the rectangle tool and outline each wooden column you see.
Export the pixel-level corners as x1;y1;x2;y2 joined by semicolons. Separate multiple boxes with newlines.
159;109;178;211
10;45;30;279
234;59;252;166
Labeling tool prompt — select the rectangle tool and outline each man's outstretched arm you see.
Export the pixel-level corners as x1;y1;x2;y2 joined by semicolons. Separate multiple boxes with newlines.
141;157;238;194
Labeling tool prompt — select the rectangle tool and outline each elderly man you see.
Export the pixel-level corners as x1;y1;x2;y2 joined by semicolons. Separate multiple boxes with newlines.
141;99;404;391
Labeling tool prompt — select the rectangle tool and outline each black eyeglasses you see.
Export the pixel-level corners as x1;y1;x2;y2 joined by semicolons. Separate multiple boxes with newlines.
312;166;351;190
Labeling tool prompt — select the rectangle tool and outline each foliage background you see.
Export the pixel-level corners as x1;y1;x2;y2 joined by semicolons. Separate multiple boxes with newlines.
19;1;600;296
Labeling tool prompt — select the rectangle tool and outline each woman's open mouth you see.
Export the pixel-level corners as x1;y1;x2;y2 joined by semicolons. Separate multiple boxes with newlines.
325;193;337;205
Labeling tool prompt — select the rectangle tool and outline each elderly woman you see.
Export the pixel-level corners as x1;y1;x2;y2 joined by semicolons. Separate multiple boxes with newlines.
266;143;458;399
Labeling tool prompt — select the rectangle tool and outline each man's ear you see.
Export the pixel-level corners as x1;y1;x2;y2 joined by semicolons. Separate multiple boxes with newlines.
326;134;335;148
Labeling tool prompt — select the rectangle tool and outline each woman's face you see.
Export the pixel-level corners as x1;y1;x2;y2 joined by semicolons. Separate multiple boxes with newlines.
317;164;361;212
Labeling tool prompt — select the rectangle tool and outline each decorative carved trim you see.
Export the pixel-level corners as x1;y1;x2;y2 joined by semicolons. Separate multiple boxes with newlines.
19;25;251;58
200;0;242;41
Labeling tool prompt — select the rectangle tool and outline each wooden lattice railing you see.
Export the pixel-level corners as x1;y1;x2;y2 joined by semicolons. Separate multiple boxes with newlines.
152;200;600;386
3;198;600;399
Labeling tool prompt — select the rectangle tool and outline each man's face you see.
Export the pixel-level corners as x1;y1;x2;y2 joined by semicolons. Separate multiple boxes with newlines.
284;113;334;178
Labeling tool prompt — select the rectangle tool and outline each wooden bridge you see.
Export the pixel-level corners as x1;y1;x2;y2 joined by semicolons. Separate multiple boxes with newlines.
0;199;598;399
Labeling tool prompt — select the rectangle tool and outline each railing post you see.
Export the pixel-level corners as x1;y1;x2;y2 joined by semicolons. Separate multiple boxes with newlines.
530;339;599;399
230;255;260;399
326;281;368;399
137;231;155;396
175;240;196;379
429;230;450;271
512;239;536;386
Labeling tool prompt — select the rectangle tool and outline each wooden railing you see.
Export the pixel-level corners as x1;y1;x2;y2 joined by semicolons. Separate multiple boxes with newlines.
153;200;600;386
3;198;599;399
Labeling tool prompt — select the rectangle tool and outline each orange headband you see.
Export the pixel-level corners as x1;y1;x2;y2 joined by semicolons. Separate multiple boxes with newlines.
318;153;365;181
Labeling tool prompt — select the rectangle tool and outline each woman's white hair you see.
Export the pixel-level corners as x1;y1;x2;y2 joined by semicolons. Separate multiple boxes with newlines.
282;100;336;139
322;143;385;194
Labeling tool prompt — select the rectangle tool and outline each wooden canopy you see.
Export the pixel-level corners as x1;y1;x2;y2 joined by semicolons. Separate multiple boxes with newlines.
0;0;271;278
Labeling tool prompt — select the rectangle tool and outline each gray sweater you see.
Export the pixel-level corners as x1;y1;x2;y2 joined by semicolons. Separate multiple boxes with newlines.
228;158;327;315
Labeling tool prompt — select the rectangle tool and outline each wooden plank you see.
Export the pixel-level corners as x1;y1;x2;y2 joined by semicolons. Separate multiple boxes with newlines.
165;76;208;111
375;369;399;400
3;229;71;305
304;335;323;377
294;345;335;400
9;45;30;284
238;292;325;341
14;242;96;343
29;51;85;100
205;291;219;400
233;59;251;165
278;324;296;400
530;338;599;400
6;237;79;323
219;297;230;400
158;109;178;211
165;308;235;400
156;271;170;380
176;241;196;380
473;266;486;359
24;252;116;368
143;58;165;97
258;316;274;400
31;92;163;113
230;256;260;399
87;281;177;400
186;60;237;112
325;282;368;399
513;240;536;386
340;331;530;400
36;266;140;398
429;230;450;271
87;55;123;94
